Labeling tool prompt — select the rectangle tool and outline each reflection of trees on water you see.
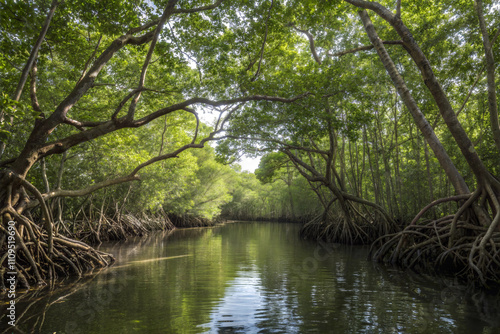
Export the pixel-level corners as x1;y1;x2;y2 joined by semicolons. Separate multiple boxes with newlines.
1;274;100;333
371;262;500;331
2;223;500;333
1;231;175;333
232;230;500;334
97;229;175;262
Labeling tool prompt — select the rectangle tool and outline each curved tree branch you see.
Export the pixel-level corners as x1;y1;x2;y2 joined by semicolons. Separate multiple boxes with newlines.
41;174;141;202
127;0;178;122
173;0;224;14
36;92;310;161
290;24;322;65
327;40;403;57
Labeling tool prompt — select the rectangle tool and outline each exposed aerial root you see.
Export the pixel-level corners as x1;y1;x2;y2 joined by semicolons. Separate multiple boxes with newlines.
1;211;115;291
71;212;175;244
371;185;500;287
300;200;399;245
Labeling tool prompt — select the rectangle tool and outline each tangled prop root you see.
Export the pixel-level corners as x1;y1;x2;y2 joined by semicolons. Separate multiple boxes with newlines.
72;212;175;244
301;204;399;245
0;171;115;290
371;186;500;287
0;211;114;290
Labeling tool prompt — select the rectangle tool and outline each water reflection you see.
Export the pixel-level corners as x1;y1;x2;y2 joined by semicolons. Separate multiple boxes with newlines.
1;222;500;333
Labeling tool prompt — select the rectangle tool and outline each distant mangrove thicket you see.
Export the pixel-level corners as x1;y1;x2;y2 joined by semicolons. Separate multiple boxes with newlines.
1;0;499;288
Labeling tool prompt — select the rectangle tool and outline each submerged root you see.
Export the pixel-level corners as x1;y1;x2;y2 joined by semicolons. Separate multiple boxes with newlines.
371;187;500;287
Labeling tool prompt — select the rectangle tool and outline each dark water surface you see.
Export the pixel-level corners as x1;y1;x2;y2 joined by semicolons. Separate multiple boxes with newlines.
2;222;500;333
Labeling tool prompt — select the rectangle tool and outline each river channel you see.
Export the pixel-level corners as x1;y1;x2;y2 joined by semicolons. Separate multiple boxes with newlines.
2;222;500;333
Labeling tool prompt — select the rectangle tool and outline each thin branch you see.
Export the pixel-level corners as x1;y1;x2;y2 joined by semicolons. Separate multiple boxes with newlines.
158;115;168;156
327;40;403;57
1;52;22;72
251;0;274;82
213;105;234;130
129;124;227;176
127;0;224;34
224;135;329;155
290;24;322;65
55;151;66;190
38;92;310;160
167;21;203;82
40;157;50;193
127;0;178;121
14;0;61;102
111;88;148;120
396;0;401;17
76;35;103;85
29;60;43;115
41;175;140;201
127;20;160;35
219;104;242;130
182;108;200;144
456;65;485;117
91;83;115;88
173;0;224;14
457;26;500;117
0;0;61;158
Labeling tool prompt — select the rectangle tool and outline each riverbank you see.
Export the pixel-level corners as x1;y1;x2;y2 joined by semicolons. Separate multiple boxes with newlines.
61;212;225;245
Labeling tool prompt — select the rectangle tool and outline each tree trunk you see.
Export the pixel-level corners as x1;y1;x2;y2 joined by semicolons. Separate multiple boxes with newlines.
474;0;500;155
347;0;496;188
358;10;470;196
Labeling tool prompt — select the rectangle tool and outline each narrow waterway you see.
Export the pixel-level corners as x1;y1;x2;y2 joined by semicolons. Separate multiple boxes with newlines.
3;222;500;333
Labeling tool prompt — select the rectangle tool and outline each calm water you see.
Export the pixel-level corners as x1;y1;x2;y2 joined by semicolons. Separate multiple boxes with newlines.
2;222;500;333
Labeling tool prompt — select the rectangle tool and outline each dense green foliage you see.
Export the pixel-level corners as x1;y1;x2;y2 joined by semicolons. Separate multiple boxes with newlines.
1;0;498;222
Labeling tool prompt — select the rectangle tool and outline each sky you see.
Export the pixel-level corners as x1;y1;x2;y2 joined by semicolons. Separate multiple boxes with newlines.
198;108;261;174
239;155;261;173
